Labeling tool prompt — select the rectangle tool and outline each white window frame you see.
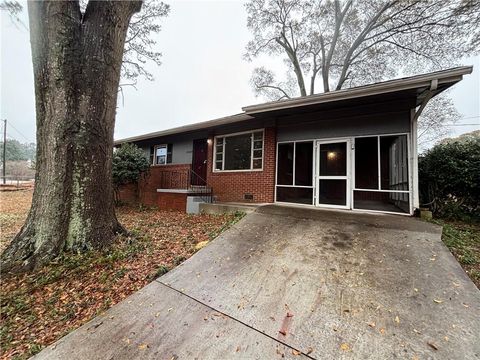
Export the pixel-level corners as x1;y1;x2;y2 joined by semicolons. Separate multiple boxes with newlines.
213;129;264;172
153;144;168;166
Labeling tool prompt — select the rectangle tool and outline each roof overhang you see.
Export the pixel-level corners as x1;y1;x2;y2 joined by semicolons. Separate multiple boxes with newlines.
242;66;472;115
114;113;253;145
115;66;472;145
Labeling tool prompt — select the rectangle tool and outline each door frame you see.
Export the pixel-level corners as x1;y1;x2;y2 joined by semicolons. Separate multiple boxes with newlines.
314;138;352;209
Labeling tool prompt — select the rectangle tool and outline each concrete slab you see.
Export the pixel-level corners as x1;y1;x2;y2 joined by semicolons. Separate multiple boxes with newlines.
33;281;308;360
200;202;259;215
161;205;480;359
33;205;480;360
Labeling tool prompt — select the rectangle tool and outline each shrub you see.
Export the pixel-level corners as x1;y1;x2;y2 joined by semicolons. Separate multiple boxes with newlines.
419;137;480;220
112;143;150;204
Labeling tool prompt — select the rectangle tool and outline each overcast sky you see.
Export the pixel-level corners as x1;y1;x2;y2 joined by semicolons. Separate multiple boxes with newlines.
1;0;479;146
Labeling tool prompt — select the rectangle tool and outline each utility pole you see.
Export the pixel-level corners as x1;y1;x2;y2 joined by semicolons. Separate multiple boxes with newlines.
2;119;6;184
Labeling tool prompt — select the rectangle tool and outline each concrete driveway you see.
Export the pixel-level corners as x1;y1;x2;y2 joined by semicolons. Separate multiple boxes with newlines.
35;205;480;360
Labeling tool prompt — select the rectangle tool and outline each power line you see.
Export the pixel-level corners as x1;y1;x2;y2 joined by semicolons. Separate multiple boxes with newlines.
7;121;34;143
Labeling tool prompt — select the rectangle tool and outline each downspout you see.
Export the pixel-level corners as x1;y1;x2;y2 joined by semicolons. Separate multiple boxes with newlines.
411;79;438;213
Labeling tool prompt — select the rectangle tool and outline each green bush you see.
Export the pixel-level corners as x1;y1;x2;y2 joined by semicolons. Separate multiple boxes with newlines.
419;137;480;220
112;143;150;203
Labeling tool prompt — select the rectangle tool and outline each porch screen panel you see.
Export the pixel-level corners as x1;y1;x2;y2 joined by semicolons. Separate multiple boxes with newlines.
277;143;294;185
295;142;313;186
355;137;378;189
276;141;314;205
380;135;408;191
353;134;410;214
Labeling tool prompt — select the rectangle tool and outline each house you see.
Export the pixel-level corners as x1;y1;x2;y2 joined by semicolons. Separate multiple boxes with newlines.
114;66;472;215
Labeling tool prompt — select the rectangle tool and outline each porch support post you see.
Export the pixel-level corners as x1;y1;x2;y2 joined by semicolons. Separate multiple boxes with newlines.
411;108;419;210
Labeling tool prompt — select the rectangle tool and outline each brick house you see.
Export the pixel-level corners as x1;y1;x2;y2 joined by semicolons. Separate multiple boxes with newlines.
115;67;472;215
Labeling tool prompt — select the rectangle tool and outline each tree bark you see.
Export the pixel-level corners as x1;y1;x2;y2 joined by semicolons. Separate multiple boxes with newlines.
1;0;142;273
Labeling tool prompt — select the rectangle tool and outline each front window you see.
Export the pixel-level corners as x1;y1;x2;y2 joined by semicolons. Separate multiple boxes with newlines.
153;144;172;165
214;130;263;171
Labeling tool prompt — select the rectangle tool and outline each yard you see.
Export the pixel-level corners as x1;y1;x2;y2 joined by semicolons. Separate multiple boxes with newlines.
0;189;242;359
1;190;479;359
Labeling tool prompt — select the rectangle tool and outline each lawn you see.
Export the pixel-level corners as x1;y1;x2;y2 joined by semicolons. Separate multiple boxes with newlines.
0;189;243;359
432;218;480;289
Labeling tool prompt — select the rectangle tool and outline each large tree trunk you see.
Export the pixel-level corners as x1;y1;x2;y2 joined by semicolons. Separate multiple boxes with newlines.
1;0;142;273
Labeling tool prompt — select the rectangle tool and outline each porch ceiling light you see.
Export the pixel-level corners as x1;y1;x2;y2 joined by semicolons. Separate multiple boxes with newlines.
327;151;337;160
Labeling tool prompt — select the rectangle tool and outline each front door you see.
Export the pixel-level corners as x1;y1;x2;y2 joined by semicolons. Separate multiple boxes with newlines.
315;139;350;209
192;139;208;185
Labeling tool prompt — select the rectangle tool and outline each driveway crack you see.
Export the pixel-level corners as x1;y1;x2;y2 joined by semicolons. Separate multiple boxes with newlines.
158;281;316;359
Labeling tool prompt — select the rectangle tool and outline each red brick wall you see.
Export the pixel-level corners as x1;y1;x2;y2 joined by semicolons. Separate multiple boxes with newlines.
157;192;187;211
206;127;276;203
117;183;138;204
139;164;191;206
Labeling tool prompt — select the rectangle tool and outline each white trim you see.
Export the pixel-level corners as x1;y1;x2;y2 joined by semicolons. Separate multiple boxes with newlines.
410;109;419;209
315;138;351;209
275;140;316;205
157;189;189;194
354;188;410;193
351;133;413;215
274;132;413;215
153;144;169;166
213;129;264;173
243;66;471;114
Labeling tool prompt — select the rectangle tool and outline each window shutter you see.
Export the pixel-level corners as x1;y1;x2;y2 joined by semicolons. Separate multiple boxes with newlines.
167;144;173;164
150;146;154;165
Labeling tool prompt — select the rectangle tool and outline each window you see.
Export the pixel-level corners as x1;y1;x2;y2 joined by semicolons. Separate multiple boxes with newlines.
214;130;263;171
153;144;172;165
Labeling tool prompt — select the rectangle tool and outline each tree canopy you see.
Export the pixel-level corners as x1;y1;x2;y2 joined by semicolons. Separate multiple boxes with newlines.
0;139;36;162
245;0;479;99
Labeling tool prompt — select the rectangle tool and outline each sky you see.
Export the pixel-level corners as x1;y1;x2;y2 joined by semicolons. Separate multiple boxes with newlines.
1;0;479;147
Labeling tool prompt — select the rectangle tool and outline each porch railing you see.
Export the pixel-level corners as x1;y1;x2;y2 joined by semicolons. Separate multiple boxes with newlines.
158;168;213;204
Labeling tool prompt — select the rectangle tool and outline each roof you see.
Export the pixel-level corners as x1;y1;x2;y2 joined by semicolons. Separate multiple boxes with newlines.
115;66;472;145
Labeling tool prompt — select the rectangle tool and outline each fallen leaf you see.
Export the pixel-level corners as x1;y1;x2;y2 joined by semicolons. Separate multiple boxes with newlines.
379;328;386;335
306;347;314;354
368;322;376;328
292;349;301;356
195;241;209;250
433;299;443;304
340;343;350;351
427;341;438;350
138;343;148;350
394;316;400;324
287;312;294;317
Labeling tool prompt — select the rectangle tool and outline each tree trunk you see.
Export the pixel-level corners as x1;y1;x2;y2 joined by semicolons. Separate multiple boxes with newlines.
1;0;142;273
